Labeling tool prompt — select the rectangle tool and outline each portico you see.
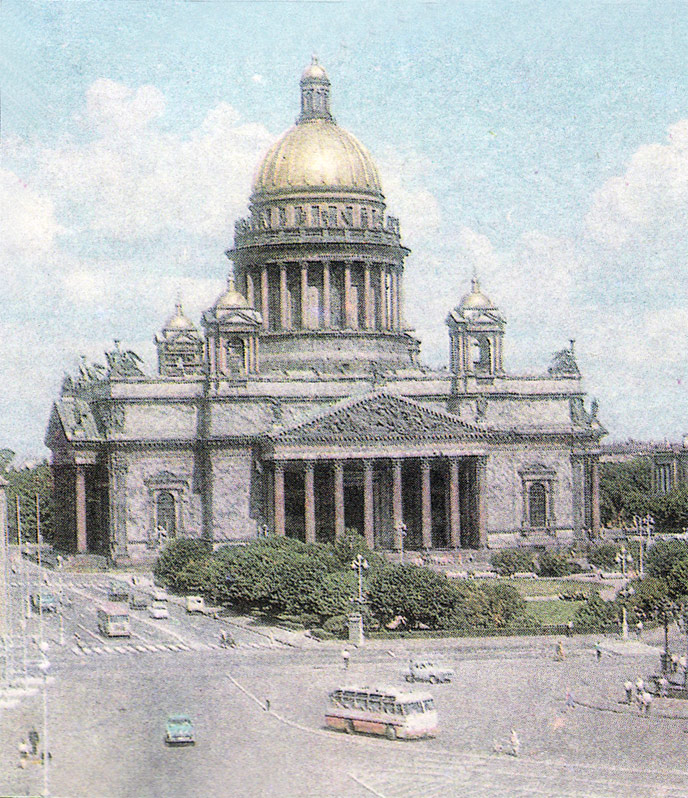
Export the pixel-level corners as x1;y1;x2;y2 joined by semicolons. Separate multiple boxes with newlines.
262;390;492;551
266;454;486;551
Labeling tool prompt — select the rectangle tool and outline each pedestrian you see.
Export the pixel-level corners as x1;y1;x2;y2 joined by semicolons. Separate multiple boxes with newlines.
565;687;575;710
219;630;227;647
265;699;271;712
636;620;643;639
640;690;653;715
624;679;634;704
342;648;350;670
566;620;574;637
510;728;520;757
635;676;644;694
658;675;669;698
555;641;565;661
17;740;29;768
595;642;602;662
28;729;39;757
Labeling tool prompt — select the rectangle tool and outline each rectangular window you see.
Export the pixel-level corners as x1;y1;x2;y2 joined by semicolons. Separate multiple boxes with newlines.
311;206;320;227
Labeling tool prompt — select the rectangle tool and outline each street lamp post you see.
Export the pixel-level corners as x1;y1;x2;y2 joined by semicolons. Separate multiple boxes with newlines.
349;555;369;646
350;555;369;605
38;656;50;797
396;523;407;565
616;543;633;640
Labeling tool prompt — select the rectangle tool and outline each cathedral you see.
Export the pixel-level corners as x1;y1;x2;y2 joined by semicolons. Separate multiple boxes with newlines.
45;59;605;561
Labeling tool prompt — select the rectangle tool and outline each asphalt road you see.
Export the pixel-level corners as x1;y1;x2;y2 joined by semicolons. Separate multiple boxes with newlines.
2;564;688;798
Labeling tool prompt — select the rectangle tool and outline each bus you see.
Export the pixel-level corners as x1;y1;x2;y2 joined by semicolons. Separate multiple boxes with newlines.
325;686;438;740
97;602;131;637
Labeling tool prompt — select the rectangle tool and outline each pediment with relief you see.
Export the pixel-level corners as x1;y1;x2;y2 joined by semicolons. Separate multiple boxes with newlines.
271;391;495;445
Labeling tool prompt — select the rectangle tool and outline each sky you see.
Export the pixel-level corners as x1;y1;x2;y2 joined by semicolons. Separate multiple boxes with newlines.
2;0;688;458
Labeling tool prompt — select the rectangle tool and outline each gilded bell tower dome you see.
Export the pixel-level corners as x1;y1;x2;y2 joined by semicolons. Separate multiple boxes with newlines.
227;59;419;374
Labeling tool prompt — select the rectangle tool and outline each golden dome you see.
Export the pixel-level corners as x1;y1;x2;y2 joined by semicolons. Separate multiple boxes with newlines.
301;57;329;83
253;120;382;198
460;276;494;311
251;60;382;199
164;301;196;332
215;275;249;310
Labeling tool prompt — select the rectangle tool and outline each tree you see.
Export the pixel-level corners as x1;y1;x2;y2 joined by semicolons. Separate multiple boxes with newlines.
599;458;652;526
645;539;688;582
5;460;54;544
537;550;572;577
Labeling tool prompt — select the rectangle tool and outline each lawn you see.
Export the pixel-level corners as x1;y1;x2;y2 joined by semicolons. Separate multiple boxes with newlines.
524;599;585;625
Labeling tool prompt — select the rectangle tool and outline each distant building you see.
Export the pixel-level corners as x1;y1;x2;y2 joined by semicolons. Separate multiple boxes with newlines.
652;437;688;494
45;60;605;561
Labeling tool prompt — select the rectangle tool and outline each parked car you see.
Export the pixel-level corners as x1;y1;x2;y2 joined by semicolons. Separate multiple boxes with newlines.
107;581;129;602
404;660;454;684
30;591;58;613
164;715;195;746
152;588;169;602
128;593;148;610
186;596;206;614
149;600;169;619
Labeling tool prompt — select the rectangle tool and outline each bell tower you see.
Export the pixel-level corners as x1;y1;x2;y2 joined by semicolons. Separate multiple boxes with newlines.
446;276;506;378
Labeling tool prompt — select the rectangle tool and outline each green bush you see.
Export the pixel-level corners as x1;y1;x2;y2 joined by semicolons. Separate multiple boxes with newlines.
309;627;335;640
322;615;348;637
587;543;619;571
537;550;573;577
153;538;212;587
573;593;618;629
490;549;535;576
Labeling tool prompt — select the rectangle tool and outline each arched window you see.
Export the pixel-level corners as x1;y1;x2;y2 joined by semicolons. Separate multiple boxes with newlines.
471;336;492;372
156;491;176;537
529;482;546;528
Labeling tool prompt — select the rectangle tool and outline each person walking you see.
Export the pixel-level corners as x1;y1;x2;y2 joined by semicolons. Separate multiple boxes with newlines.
510;728;520;757
555;641;565;661
640;690;653;715
565;687;575;710
595;642;602;662
342;648;350;670
624;679;634;704
659;675;669;698
636;620;644;639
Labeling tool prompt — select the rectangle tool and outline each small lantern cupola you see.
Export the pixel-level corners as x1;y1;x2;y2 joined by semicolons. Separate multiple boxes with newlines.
298;55;334;123
202;270;262;380
155;299;204;377
446;274;506;378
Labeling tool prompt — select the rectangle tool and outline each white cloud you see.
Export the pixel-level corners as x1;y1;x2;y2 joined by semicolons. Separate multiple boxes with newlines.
0;167;64;259
378;151;441;245
586;119;688;248
34;81;274;241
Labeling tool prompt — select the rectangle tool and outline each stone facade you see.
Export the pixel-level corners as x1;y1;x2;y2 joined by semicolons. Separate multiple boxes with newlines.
45;59;605;560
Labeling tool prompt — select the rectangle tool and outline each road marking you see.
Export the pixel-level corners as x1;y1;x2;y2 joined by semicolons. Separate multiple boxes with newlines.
71;646;84;656
134;645;148;653
80;647;93;655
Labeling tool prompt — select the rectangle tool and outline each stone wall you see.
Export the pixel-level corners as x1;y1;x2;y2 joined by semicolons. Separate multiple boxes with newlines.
485;446;575;534
210;447;258;540
121;449;203;545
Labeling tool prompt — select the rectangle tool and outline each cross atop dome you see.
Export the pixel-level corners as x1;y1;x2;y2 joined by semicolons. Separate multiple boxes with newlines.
299;56;333;123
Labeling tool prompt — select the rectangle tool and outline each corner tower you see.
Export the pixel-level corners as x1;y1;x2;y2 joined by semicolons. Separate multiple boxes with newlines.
228;58;419;373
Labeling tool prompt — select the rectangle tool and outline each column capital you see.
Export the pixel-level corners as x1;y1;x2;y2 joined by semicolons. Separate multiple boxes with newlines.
362;459;374;473
274;460;285;475
333;459;344;473
303;460;315;473
420;457;432;472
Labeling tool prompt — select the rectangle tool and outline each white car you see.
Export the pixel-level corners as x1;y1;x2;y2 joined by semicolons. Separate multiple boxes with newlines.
149;600;169;619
